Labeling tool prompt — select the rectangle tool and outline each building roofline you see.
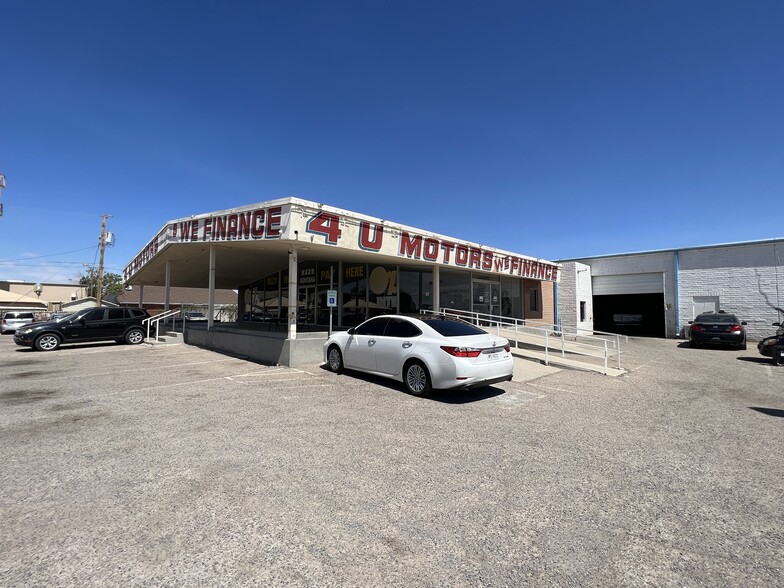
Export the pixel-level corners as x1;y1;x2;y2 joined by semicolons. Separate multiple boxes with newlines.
555;236;784;263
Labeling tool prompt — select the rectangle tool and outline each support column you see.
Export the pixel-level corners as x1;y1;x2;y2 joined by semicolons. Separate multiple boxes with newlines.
138;284;144;308
288;249;298;340
432;265;440;312
164;260;172;312
208;245;216;330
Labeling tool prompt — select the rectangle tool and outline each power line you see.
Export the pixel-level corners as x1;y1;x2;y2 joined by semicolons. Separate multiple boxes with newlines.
0;245;98;263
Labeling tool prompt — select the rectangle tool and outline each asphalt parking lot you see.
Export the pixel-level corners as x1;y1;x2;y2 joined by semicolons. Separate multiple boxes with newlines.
1;334;782;587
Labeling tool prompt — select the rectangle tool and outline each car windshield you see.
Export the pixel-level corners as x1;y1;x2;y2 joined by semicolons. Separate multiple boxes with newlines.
186;312;205;318
53;313;77;322
696;314;739;323
421;317;487;337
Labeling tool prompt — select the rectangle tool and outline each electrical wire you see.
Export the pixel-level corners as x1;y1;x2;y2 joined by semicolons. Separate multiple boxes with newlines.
0;245;98;263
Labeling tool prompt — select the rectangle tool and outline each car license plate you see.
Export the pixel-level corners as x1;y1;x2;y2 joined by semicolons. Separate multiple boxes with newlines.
488;352;499;361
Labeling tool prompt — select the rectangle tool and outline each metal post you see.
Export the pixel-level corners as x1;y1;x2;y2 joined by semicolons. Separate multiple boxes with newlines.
544;329;549;366
604;340;608;374
207;245;216;330
288;249;297;340
164;260;171;312
329;266;334;337
616;334;621;370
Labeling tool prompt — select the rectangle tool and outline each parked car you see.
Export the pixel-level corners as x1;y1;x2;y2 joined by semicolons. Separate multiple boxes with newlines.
13;307;152;351
181;311;208;322
1;311;36;334
688;312;747;349
323;314;513;397
48;312;72;322
757;336;778;357
243;311;277;322
756;320;784;358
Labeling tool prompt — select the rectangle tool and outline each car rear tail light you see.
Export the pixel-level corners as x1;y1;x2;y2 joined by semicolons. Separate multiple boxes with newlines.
504;344;510;352
730;325;743;333
691;324;704;332
440;346;482;358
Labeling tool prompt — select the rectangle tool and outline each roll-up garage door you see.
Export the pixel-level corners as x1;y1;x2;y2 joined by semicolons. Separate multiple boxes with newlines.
592;273;665;337
592;273;664;296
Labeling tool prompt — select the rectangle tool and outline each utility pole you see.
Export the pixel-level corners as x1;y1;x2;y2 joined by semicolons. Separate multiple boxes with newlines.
0;172;6;217
96;214;108;306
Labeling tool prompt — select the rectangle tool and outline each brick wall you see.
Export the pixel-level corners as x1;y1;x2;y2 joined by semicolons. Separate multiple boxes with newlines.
680;242;784;341
562;241;784;341
557;262;594;333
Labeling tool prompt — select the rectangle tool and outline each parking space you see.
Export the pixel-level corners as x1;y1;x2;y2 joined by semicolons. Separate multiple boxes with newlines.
0;334;782;586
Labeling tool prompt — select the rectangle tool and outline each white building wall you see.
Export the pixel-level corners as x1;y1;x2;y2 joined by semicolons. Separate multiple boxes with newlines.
576;252;677;337
679;242;784;341
557;262;594;333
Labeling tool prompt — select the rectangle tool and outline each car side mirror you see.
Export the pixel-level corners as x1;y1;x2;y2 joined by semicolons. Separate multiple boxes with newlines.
688;321;693;324
347;328;355;335
773;322;781;327
741;321;747;325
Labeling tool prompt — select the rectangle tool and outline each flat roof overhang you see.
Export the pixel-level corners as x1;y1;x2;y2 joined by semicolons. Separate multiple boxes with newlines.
124;197;561;289
124;239;434;289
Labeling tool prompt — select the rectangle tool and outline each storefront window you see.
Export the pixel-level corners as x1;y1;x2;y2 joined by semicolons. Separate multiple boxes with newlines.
399;268;434;313
264;272;281;318
368;265;397;317
500;276;522;319
439;270;470;312
342;263;367;326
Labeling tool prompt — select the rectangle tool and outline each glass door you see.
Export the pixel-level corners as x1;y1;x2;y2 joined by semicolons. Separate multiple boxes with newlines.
472;279;500;322
298;287;316;326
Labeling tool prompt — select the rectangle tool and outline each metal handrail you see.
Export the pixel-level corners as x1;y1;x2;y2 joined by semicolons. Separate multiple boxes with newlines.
423;307;622;374
143;309;180;342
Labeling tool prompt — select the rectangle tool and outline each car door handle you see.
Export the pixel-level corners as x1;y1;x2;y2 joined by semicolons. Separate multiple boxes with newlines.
368;338;376;346
402;341;412;348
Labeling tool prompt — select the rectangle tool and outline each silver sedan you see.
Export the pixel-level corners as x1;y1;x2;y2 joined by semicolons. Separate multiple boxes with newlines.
323;314;513;397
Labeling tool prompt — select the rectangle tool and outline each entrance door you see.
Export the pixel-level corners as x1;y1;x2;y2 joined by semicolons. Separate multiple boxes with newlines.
693;296;719;318
472;279;500;320
298;287;316;326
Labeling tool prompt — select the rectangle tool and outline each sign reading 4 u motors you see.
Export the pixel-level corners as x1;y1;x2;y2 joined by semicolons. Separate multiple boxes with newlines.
124;199;559;282
303;208;559;282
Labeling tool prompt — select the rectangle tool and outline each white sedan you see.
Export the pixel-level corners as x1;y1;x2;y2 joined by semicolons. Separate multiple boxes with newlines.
323;314;514;397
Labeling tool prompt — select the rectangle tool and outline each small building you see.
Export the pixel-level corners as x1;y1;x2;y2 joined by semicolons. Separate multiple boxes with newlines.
114;285;238;321
62;297;119;313
123;197;560;365
0;289;48;317
557;238;784;341
0;280;86;312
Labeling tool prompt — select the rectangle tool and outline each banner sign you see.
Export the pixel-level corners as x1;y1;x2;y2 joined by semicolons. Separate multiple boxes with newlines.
124;199;558;282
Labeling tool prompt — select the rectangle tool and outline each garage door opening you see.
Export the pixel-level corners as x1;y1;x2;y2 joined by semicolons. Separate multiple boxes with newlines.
591;273;665;338
593;293;665;337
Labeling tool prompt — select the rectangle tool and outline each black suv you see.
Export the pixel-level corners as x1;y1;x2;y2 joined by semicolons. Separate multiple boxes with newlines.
13;307;152;351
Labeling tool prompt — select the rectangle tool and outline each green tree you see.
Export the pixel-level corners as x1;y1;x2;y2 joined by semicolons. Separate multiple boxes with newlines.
79;268;124;300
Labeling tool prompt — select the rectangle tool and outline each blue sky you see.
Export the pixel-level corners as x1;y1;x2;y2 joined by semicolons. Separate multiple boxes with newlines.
1;1;782;285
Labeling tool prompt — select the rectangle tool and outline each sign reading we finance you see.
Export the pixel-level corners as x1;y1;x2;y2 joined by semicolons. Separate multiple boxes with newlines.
305;211;559;282
124;205;288;281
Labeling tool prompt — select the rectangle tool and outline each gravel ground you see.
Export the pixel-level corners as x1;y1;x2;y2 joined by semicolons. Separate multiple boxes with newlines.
0;333;782;587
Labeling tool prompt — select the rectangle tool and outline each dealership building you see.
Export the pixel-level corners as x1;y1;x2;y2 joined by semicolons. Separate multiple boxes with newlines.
123;197;559;366
556;239;784;342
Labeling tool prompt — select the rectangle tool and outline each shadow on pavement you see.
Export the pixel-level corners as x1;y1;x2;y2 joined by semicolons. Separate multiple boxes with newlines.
319;364;505;404
750;407;784;418
736;357;774;364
